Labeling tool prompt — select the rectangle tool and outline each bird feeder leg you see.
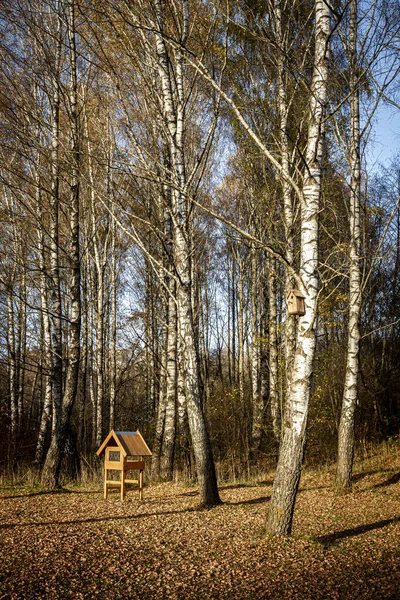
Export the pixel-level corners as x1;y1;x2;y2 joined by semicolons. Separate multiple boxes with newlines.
121;469;126;501
139;469;144;501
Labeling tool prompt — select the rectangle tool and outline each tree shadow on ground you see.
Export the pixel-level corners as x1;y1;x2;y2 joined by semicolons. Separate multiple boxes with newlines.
178;481;273;497
316;515;400;548
299;484;330;492
220;481;273;490
226;495;270;506
372;472;400;488
0;488;95;500
178;490;198;497
352;470;383;483
0;506;200;530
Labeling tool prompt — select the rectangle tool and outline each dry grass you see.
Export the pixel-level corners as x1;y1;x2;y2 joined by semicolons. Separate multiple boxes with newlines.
0;445;399;599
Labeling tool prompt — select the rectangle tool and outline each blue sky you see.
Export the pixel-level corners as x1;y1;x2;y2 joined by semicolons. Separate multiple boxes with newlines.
367;104;400;171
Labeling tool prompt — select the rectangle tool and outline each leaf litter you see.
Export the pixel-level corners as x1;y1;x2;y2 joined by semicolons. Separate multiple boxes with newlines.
0;454;399;599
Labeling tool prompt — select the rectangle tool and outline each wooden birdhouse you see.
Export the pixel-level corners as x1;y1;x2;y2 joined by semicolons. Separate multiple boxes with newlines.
286;289;306;316
97;430;152;501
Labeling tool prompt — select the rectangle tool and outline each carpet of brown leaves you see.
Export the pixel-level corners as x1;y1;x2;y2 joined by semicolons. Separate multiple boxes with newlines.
1;451;399;599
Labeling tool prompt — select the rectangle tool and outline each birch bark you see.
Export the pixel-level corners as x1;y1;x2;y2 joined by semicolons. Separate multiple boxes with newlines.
274;0;296;392
268;257;280;442
7;275;17;452
45;0;63;477
336;0;362;491
153;0;220;505
109;207;117;430
42;0;81;486
160;282;177;480
265;0;330;535
35;182;53;465
250;243;263;454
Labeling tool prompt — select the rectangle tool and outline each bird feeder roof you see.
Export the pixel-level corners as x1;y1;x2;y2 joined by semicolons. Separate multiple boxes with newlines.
286;289;305;299
96;430;152;457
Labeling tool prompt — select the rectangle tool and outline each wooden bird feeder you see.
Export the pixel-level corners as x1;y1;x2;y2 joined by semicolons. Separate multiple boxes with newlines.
97;430;152;501
286;289;306;316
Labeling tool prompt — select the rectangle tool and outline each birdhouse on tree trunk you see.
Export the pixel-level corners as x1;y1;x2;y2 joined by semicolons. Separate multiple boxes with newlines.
286;289;306;316
97;430;152;501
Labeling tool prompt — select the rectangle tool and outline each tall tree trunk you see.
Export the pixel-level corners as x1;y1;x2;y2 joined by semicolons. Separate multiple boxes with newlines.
231;253;237;385
35;182;53;466
95;266;105;447
109;209;117;430
268;257;280;442
250;244;263;454
265;0;330;536
177;354;191;473
153;0;220;506
43;0;81;486
42;0;63;484
259;273;269;444
160;280;177;480
84;104;108;448
151;277;168;480
237;253;245;406
336;0;362;491
227;252;233;385
17;264;27;432
274;0;296;394
7;280;18;454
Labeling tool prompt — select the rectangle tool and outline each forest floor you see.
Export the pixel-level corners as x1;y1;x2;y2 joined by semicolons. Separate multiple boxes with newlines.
1;447;400;600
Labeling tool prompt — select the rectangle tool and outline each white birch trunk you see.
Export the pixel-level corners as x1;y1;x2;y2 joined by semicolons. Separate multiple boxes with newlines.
109;208;117;430
17;264;26;431
84;105;107;448
274;0;296;392
266;0;330;536
43;0;81;485
237;254;245;406
35;180;54;465
160;283;177;480
7;282;18;451
153;0;220;505
336;0;362;491
250;244;263;454
45;0;63;474
268;257;280;442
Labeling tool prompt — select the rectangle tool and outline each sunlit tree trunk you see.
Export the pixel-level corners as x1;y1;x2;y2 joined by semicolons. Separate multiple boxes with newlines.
250;243;263;454
7;275;18;452
84;104;109;447
43;0;81;486
42;0;63;483
109;209;117;430
237;252;245;406
35;181;53;465
274;0;296;394
336;0;362;491
17;263;27;431
151;345;166;478
153;0;220;506
266;0;330;536
268;257;280;441
160;279;177;480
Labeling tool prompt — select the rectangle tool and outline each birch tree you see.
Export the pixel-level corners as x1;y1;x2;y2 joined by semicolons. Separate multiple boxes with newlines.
334;0;400;490
177;0;331;532
42;0;81;486
264;0;330;535
336;0;362;491
151;0;220;505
